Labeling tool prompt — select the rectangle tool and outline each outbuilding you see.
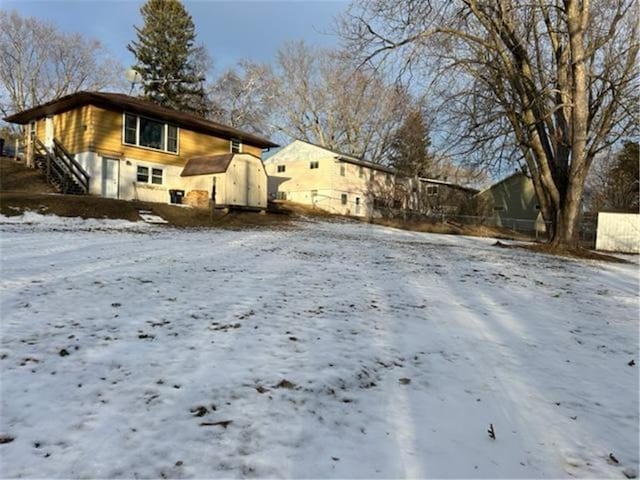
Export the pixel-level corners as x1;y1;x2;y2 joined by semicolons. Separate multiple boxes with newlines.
181;153;268;210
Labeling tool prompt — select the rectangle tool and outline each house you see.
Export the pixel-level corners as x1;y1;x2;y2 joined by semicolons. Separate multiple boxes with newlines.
4;91;277;209
403;177;478;215
475;171;546;231
264;140;399;218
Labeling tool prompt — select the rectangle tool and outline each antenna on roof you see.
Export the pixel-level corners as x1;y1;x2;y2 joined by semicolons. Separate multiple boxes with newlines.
125;68;142;95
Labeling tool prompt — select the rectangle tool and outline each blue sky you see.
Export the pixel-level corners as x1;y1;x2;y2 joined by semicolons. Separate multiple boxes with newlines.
3;0;348;72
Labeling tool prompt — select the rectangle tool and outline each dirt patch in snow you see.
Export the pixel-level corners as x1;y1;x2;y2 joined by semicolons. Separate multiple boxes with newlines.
500;241;630;263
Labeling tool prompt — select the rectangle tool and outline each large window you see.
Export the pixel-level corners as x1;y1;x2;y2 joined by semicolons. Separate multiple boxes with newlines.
123;113;178;153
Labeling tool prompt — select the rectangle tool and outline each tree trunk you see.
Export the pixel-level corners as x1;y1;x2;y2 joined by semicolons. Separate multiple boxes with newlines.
549;188;583;249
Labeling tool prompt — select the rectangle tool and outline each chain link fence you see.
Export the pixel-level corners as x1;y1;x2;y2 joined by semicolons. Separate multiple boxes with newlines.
375;208;598;248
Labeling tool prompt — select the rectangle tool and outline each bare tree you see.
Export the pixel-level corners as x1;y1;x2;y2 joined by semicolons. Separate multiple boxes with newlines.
342;0;639;248
0;10;123;119
272;40;413;164
207;60;275;135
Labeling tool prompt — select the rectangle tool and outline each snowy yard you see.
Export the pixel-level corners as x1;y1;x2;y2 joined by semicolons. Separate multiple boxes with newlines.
0;214;638;479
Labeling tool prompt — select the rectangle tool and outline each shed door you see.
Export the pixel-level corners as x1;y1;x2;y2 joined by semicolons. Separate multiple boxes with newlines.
102;157;119;198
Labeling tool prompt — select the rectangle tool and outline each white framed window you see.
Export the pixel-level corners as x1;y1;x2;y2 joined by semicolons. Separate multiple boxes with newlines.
277;165;286;173
123;113;179;154
310;161;319;169
151;168;163;185
137;165;164;185
137;166;149;182
231;138;242;153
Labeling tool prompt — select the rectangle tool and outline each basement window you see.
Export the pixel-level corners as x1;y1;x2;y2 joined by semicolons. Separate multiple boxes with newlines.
137;166;149;182
151;168;163;185
137;165;164;185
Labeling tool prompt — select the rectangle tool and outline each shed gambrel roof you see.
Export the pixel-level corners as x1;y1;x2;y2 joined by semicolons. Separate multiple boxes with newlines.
181;153;262;176
4;91;279;149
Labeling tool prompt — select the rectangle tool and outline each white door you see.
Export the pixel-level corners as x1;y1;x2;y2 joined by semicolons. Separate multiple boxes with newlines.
44;116;54;149
102;157;119;198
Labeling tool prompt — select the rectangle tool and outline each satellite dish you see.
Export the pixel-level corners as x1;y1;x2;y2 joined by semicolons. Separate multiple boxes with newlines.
125;68;142;83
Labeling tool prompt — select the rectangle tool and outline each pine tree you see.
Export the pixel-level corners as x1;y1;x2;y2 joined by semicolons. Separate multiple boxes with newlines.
127;0;207;115
388;108;432;177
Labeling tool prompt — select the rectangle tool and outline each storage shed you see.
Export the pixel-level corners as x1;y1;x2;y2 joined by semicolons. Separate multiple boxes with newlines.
181;153;268;209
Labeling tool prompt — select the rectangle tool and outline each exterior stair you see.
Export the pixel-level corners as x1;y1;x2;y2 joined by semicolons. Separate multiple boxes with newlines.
33;138;89;194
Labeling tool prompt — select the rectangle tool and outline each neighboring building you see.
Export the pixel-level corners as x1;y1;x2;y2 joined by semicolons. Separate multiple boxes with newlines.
265;140;398;218
595;212;640;253
475;171;546;231
404;177;478;214
4;91;277;208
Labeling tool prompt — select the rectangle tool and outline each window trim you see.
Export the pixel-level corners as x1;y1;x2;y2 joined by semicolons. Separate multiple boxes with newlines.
136;164;164;186
230;138;242;153
122;112;179;155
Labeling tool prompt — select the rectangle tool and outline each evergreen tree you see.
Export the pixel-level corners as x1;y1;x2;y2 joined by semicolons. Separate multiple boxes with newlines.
604;142;639;212
388;108;432;177
127;0;207;115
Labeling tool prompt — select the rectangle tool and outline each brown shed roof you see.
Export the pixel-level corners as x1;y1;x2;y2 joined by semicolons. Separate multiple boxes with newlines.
4;91;278;149
181;153;245;176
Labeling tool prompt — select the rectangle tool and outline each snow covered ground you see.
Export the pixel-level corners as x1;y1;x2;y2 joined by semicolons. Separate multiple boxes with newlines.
1;214;638;479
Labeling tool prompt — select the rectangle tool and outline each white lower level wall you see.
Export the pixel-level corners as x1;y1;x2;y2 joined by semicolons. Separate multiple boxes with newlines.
75;151;197;204
596;212;640;253
281;188;373;218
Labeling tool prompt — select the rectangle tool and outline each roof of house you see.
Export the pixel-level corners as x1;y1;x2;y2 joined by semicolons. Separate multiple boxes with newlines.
418;177;479;194
181;152;261;176
476;171;530;197
4;91;278;149
291;139;397;174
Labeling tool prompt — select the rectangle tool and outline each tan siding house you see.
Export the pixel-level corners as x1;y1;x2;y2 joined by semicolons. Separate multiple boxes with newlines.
5;92;276;208
265;140;397;218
